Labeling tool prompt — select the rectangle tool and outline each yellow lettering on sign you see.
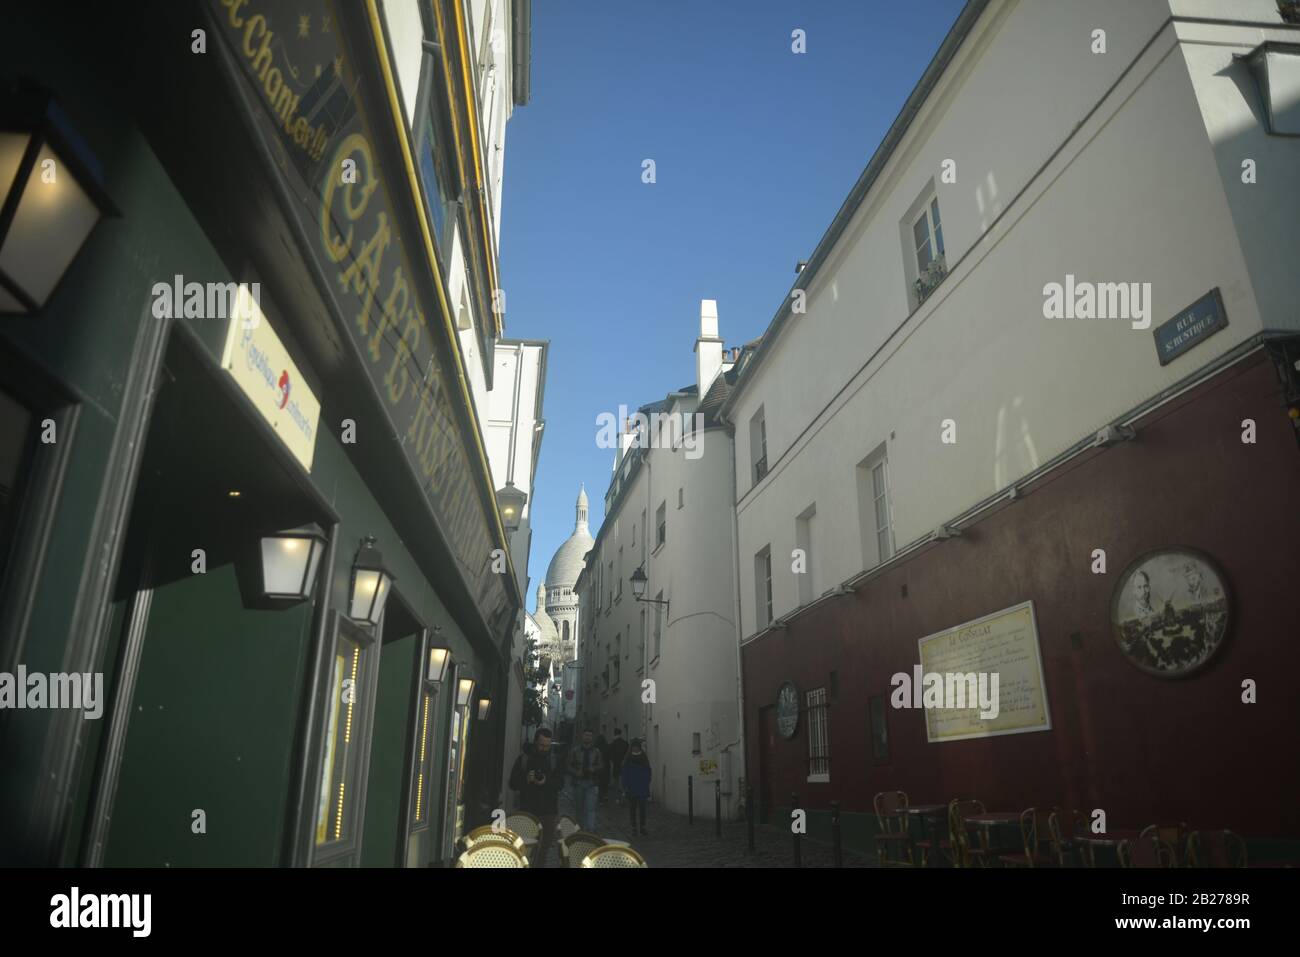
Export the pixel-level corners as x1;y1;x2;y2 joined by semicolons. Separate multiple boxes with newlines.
387;306;425;404
371;265;406;363
338;212;390;337
223;0;248;28
321;133;377;263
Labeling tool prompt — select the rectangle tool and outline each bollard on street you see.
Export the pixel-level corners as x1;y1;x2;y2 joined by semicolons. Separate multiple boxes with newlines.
792;791;801;868
746;783;755;854
687;775;694;825
715;780;722;838
831;800;843;868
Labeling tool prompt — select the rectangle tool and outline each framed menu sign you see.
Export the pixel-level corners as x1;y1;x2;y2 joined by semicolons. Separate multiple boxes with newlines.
917;601;1052;743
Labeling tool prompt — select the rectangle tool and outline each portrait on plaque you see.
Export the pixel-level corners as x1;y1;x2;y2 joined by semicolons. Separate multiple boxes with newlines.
1111;548;1230;678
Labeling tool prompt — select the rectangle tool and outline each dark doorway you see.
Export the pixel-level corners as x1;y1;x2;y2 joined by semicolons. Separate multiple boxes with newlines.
360;594;423;866
86;328;333;866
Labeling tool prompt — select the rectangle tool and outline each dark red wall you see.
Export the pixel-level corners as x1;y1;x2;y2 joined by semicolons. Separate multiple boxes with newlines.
743;351;1300;838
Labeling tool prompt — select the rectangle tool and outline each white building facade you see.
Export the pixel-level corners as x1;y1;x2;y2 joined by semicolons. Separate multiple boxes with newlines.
721;0;1300;842
575;301;745;819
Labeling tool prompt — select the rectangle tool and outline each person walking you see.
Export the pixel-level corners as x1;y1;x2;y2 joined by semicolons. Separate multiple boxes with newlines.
595;731;610;804
509;728;563;867
566;729;603;832
620;738;652;836
607;729;629;805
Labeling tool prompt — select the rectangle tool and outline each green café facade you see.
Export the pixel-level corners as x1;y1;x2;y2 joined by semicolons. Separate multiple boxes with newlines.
0;0;520;867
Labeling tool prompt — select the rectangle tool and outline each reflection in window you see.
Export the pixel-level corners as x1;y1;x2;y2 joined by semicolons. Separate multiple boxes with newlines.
412;690;434;826
415;51;460;257
316;635;362;847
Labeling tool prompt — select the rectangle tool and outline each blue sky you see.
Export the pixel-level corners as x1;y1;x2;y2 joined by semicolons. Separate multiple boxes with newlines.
499;0;966;613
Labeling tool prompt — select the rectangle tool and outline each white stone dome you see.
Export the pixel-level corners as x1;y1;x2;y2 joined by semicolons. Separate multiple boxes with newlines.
533;583;559;646
545;485;593;591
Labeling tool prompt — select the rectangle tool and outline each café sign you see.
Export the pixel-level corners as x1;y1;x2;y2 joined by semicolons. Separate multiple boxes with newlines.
219;286;320;472
210;0;517;644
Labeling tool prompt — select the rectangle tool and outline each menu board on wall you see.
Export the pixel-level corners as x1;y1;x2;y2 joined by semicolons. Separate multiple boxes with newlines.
917;600;1052;743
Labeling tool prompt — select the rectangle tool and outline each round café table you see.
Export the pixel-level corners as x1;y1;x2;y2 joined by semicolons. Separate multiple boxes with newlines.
903;805;949;866
1074;829;1142;867
962;812;1022;865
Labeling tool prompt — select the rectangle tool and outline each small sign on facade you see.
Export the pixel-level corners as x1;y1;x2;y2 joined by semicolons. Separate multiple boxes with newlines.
1153;288;1228;366
219;287;320;472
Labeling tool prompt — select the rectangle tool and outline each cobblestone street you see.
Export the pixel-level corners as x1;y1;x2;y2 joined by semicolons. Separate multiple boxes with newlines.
554;796;877;868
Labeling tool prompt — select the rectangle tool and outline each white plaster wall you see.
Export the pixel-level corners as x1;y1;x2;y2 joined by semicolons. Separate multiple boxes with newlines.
1175;20;1300;335
731;2;1273;640
579;396;740;816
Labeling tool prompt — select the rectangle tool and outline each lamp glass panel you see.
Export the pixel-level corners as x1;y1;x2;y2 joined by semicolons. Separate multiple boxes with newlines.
261;535;316;597
303;538;323;596
0;143;100;306
427;647;450;682
351;568;381;621
0;133;31;211
370;573;391;624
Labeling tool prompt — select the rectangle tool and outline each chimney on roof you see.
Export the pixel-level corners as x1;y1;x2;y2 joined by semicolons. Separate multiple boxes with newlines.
695;299;724;398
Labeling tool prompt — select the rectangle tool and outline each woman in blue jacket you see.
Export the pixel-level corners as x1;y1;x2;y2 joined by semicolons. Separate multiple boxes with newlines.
620;738;652;836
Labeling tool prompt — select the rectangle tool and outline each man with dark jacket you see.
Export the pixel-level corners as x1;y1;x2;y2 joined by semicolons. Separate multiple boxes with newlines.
509;728;562;866
566;729;603;831
620;738;652;836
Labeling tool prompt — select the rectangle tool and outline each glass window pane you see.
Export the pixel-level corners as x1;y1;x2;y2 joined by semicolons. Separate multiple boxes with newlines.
315;636;363;848
913;213;930;252
934;222;945;258
930;197;942;227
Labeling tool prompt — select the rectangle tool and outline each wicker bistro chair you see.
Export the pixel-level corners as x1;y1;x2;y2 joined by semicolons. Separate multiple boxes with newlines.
581;845;648;868
1048;809;1088;867
560;831;606;869
872;791;913;865
459;825;526;857
1119;825;1179;868
999;807;1058;868
1186;830;1248;868
945;799;986;868
914;805;959;867
506;812;542;840
456;842;529;868
556;815;580;841
506;812;542;862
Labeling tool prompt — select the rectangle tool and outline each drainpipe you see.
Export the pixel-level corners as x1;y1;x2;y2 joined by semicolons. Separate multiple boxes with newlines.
726;427;747;813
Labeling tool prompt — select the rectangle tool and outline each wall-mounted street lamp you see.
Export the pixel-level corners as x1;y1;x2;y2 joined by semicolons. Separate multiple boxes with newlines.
0;82;119;315
476;698;492;721
426;646;451;685
495;481;527;533
629;565;669;616
456;677;476;709
259;524;327;601
348;536;395;627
